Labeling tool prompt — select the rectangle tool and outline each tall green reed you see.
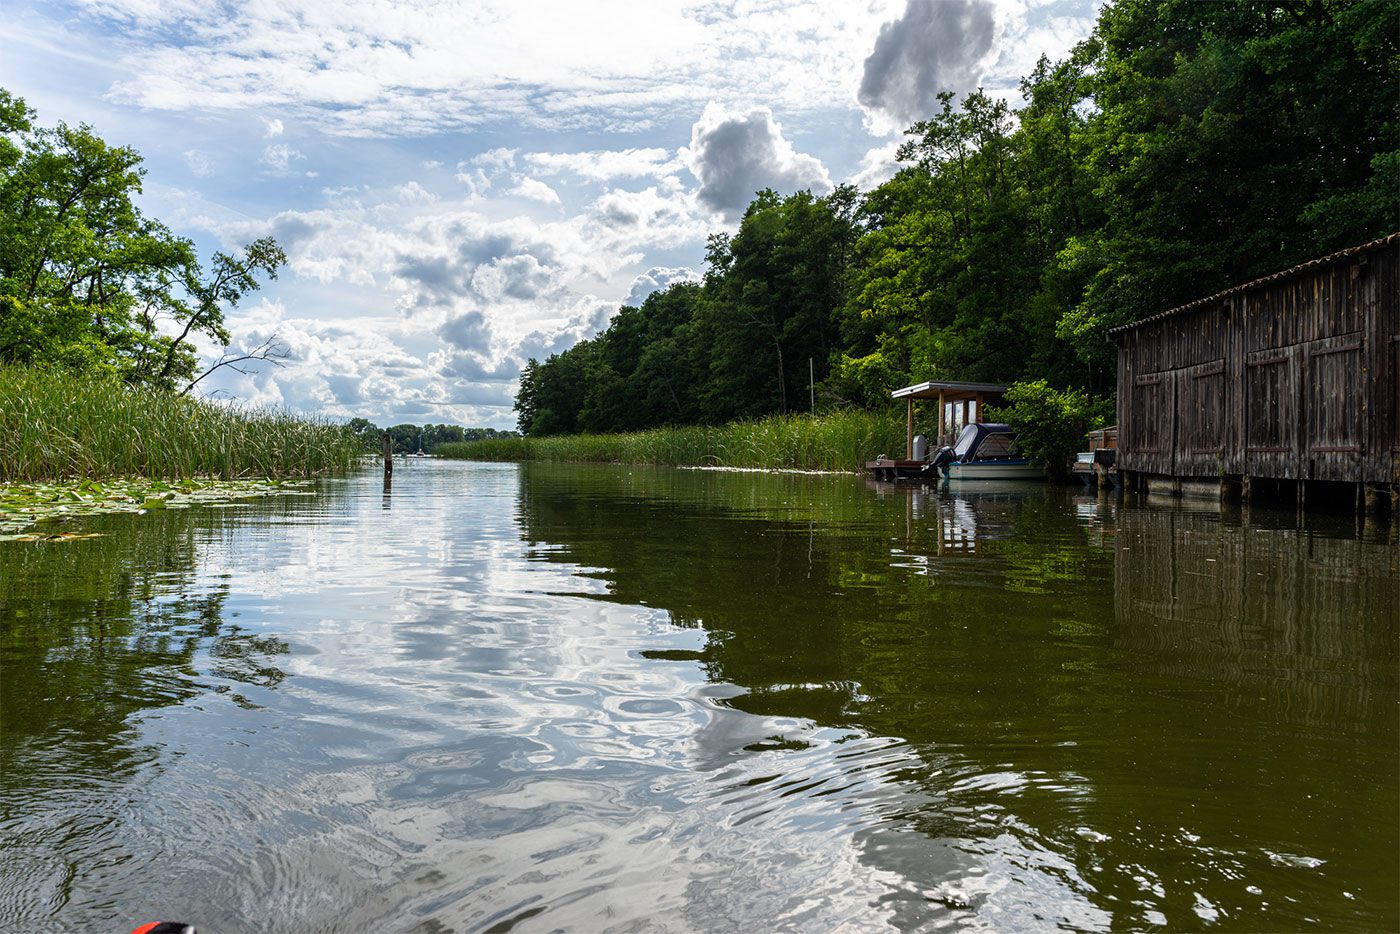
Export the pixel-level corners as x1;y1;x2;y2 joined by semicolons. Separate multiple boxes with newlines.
0;366;361;481
436;409;904;472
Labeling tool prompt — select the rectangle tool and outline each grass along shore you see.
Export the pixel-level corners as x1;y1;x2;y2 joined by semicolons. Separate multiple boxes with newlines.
436;410;906;472
1;366;361;482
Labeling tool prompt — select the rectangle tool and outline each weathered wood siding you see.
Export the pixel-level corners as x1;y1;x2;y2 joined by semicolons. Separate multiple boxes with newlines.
1111;234;1400;484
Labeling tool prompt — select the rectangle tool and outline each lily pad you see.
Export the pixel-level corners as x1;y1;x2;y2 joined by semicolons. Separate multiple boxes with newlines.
0;476;322;537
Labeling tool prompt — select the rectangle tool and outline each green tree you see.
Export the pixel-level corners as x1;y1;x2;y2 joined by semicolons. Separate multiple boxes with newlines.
0;89;286;390
1056;0;1398;370
989;379;1113;481
345;417;381;452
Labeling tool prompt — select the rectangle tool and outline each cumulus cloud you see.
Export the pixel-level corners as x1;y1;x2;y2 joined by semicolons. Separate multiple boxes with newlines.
590;187;676;229
183;148;213;177
437;310;493;355
470;254;555;301
455;147;519;196
259;143;305;171
471;147;518;173
262;116;284;138
858;0;997;127
682;103;832;220
848;140;904;190
395;181;438;204
624;266;700;306
507;177;561;205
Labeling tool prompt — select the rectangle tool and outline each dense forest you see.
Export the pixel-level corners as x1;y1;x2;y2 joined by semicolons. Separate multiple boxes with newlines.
516;0;1396;436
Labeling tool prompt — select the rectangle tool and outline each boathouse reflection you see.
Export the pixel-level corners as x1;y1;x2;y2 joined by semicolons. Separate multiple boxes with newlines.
1111;501;1398;731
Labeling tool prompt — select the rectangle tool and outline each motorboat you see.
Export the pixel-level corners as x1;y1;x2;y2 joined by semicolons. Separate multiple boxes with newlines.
928;423;1045;480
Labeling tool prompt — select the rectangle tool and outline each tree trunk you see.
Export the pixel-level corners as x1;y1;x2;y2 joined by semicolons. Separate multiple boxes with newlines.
773;335;787;413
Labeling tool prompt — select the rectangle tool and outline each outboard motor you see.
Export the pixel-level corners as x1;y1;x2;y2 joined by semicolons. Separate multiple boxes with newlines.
912;434;928;462
925;445;956;477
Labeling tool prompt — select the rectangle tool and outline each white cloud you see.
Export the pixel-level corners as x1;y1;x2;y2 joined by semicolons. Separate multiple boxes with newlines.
262;116;284;138
183;148;213;177
586;185;699;250
395;181;437;205
506;177;561;206
625;266;700;306
470;147;518;173
682;103;832;219
848;140;904;190
259;143;305;172
455;148;518;197
77;0;917;136
524;147;680;182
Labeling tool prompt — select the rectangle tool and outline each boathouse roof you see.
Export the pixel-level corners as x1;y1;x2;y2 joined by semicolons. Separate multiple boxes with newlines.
1108;232;1400;339
890;380;1011;401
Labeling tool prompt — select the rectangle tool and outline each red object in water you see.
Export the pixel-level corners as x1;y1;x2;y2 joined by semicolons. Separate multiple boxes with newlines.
130;924;196;934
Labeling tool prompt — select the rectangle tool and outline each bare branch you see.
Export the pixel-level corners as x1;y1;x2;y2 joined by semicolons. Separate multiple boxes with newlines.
182;334;290;395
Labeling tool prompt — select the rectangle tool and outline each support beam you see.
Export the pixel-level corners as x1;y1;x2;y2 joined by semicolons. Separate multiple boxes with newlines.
906;397;914;460
937;390;946;443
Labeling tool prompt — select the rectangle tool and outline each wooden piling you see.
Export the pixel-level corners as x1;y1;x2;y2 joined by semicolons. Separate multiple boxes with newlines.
382;430;393;476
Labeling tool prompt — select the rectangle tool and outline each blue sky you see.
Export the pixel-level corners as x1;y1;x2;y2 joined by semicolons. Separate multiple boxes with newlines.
5;0;1098;427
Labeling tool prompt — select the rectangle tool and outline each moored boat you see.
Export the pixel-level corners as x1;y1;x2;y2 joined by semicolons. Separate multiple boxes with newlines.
930;423;1045;481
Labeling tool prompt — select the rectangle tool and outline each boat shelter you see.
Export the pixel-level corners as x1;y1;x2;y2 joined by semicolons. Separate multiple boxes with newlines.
892;380;1011;459
1109;233;1398;511
866;380;1011;478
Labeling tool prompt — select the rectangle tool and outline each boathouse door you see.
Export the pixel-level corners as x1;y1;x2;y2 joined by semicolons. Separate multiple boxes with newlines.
1173;359;1228;477
1301;332;1364;481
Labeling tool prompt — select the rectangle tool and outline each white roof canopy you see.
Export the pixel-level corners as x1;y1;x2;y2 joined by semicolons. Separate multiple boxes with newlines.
891;380;1011;401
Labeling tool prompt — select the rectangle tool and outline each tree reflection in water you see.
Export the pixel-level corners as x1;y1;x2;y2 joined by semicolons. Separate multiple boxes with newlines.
515;464;1398;930
0;504;296;918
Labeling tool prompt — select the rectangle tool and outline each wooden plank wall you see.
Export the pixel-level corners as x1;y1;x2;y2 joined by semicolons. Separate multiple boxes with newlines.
1114;237;1399;484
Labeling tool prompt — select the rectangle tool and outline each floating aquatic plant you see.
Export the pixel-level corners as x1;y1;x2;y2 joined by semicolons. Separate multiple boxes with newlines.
0;477;317;540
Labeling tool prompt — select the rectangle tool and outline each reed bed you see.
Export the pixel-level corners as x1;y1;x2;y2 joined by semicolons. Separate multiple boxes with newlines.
436;410;905;472
0;366;362;481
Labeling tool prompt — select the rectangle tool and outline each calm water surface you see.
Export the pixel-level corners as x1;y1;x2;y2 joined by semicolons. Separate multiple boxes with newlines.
1;461;1396;932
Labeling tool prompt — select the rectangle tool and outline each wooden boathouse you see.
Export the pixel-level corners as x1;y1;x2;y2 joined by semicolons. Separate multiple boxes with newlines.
1108;233;1399;509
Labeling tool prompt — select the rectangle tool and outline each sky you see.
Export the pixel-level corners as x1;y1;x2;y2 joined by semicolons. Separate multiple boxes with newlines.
4;0;1100;428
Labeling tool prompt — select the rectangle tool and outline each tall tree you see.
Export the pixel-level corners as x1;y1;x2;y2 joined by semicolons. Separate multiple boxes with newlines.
0;89;287;390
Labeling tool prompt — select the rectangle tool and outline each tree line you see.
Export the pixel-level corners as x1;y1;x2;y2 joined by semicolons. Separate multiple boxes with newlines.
516;0;1395;436
345;419;515;455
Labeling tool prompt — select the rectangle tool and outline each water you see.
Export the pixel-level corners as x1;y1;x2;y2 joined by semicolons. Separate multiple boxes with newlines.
1;461;1395;932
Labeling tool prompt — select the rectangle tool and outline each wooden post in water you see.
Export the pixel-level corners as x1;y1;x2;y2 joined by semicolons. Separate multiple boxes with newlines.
382;430;393;476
